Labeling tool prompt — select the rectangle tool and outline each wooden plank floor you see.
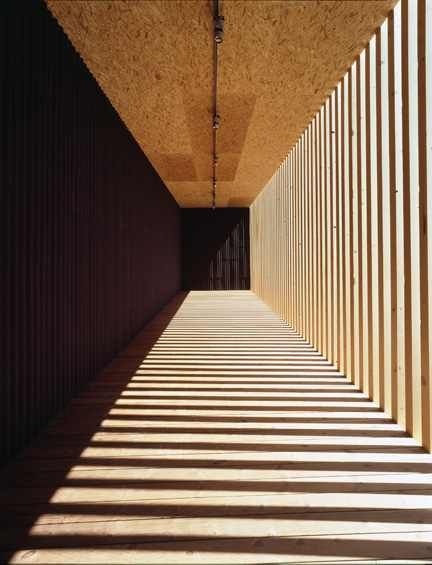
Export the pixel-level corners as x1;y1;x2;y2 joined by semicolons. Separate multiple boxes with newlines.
2;290;432;564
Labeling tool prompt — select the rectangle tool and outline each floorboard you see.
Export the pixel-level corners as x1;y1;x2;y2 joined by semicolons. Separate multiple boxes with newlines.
1;291;432;564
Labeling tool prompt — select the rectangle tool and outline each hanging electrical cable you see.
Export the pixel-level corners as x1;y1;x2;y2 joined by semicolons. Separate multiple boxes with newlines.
212;0;224;209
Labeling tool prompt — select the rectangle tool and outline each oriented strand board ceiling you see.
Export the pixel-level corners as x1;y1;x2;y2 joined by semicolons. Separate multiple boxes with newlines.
47;0;396;207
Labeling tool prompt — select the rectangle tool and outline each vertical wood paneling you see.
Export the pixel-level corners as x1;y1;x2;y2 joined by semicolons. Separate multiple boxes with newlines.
250;0;432;452
1;2;181;465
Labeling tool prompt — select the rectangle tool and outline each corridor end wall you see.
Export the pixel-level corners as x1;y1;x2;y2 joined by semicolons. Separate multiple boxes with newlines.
182;208;250;290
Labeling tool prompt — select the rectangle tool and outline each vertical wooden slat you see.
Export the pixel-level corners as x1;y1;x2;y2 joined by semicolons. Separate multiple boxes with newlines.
353;58;363;390
316;115;323;354
329;94;336;365
348;67;357;386
322;105;328;360
343;73;352;381
304;130;309;340
418;0;432;449
381;17;393;417
399;3;408;430
309;125;312;342
292;149;296;329
304;131;308;338
338;82;346;375
292;146;296;328
401;0;413;434
376;26;386;410
359;49;367;395
308;124;314;344
296;143;300;330
303;129;308;338
369;35;380;405
332;89;340;369
365;43;374;398
280;165;283;316
286;159;289;322
394;2;406;426
294;143;298;330
388;6;399;421
312;119;318;350
326;98;333;363
291;150;295;328
297;141;300;331
288;154;292;326
282;161;286;322
277;169;280;313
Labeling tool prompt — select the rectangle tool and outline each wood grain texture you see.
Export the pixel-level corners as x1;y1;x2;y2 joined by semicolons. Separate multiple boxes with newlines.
45;0;396;207
251;1;432;452
2;291;432;564
0;1;181;466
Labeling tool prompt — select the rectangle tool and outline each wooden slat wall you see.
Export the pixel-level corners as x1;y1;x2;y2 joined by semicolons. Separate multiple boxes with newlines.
250;0;432;451
1;2;181;465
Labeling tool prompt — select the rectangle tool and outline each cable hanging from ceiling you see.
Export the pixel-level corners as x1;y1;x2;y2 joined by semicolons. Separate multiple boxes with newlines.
212;0;224;210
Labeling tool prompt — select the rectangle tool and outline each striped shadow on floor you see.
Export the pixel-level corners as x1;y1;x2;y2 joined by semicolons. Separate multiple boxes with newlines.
2;291;432;564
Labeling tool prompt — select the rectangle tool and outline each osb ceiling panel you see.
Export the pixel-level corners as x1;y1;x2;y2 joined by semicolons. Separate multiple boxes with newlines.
47;0;396;207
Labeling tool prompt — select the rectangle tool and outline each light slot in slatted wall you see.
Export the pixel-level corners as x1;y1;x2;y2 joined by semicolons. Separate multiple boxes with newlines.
250;0;432;451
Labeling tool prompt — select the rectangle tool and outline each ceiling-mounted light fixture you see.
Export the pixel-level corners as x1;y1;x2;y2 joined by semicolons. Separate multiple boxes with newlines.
214;14;224;44
213;113;221;129
212;178;217;211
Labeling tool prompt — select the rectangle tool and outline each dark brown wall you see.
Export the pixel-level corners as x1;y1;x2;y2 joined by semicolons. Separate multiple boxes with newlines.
1;2;181;465
182;208;250;290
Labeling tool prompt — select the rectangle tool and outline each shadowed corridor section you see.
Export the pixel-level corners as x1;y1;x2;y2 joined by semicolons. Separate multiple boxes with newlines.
2;291;432;563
